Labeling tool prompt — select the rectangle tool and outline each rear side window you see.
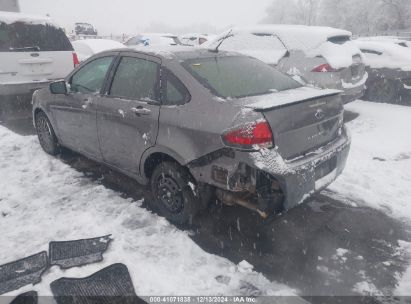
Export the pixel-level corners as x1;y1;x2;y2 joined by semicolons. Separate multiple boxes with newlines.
0;22;73;52
164;70;191;105
70;56;114;94
110;56;160;101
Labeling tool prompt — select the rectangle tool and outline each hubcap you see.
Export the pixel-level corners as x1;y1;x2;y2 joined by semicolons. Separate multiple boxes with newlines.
36;116;54;151
157;174;183;214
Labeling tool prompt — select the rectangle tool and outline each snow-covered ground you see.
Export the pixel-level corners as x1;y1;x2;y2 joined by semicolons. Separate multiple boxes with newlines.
330;101;411;296
0;124;295;297
0;100;410;298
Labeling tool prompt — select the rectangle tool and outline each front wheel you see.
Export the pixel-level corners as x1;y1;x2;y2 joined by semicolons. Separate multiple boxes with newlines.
35;111;59;155
150;162;201;225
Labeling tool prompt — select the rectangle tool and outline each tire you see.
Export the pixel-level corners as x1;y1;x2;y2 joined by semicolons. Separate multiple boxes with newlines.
35;111;60;155
150;161;201;225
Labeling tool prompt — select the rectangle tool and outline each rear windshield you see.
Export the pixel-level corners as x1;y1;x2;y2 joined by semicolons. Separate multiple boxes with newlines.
327;35;351;45
182;56;301;99
0;22;73;52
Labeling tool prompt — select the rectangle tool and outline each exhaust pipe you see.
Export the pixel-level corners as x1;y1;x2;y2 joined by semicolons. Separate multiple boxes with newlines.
215;189;268;219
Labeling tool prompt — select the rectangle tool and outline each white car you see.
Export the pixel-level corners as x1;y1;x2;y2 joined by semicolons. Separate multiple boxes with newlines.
0;12;78;103
124;33;182;47
203;25;367;103
354;39;411;104
179;33;209;46
72;39;126;62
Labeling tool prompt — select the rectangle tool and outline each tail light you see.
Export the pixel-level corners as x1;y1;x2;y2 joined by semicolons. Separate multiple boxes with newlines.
312;63;338;72
72;52;80;67
222;120;274;150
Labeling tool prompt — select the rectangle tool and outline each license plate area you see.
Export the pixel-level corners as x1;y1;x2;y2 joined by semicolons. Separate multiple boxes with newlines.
315;156;337;181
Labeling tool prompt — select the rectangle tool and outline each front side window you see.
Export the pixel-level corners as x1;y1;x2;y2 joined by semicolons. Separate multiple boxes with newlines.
183;56;301;99
110;56;159;101
70;56;114;94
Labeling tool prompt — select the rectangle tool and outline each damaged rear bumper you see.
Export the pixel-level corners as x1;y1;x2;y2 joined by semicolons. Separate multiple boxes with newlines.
188;128;350;213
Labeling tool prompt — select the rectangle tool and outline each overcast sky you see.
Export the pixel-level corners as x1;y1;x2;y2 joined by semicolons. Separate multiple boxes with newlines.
19;0;273;35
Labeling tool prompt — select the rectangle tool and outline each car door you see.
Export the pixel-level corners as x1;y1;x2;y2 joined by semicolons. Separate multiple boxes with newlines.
96;53;161;174
50;55;115;159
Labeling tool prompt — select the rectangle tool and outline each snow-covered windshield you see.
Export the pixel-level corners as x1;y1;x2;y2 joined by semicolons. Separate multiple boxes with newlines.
183;56;301;99
0;22;72;52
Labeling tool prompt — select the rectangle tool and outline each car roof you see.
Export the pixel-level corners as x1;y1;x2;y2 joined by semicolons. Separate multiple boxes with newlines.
106;46;239;61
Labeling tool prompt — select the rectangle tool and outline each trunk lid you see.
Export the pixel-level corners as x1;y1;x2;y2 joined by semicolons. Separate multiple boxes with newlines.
244;87;343;160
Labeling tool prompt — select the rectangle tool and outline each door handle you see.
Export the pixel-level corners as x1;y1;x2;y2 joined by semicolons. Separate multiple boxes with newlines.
131;106;151;116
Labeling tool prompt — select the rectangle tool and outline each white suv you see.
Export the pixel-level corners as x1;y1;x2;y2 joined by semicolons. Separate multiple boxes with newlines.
0;12;78;107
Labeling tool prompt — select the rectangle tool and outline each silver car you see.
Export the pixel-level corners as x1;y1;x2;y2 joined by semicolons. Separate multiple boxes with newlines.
33;47;350;225
204;25;367;103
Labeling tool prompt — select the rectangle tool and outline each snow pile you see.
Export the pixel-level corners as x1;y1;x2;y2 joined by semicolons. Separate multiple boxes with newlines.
330;101;411;220
305;40;363;69
0;126;296;297
72;39;126;61
0;11;58;27
354;40;411;71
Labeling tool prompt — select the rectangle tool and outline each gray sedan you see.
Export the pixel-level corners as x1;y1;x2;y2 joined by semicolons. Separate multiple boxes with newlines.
33;47;350;224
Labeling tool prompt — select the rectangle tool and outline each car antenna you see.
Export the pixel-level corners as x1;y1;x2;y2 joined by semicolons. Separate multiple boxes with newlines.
209;29;232;53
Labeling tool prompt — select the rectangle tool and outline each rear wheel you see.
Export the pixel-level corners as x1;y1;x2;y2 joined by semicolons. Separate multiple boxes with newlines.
150;161;201;225
35;111;59;155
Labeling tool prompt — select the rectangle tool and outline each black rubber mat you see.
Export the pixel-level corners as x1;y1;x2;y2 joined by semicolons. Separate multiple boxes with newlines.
0;252;48;295
49;235;112;269
50;263;145;304
10;291;38;304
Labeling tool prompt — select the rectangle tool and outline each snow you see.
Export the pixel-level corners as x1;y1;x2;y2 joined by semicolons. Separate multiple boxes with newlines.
395;241;411;296
0;11;58;27
342;72;368;89
305;40;363;69
330;101;411;221
204;25;361;68
0;126;296;297
72;39;126;61
244;87;341;110
214;25;352;51
354;40;411;71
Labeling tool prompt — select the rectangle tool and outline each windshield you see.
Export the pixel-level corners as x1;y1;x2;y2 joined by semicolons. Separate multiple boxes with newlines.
183;55;302;98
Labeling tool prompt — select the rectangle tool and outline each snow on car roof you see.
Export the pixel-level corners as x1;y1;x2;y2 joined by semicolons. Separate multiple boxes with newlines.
204;25;360;69
354;40;411;70
0;11;58;27
72;39;126;54
227;24;352;50
126;45;240;61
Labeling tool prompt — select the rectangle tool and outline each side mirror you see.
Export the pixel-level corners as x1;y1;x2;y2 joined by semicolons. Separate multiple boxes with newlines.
50;81;68;95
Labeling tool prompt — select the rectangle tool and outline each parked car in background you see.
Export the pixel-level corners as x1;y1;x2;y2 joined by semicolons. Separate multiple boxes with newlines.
203;25;367;103
75;22;98;36
124;33;182;47
354;39;411;105
0;11;78;116
72;39;126;62
32;47;350;225
179;33;209;46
